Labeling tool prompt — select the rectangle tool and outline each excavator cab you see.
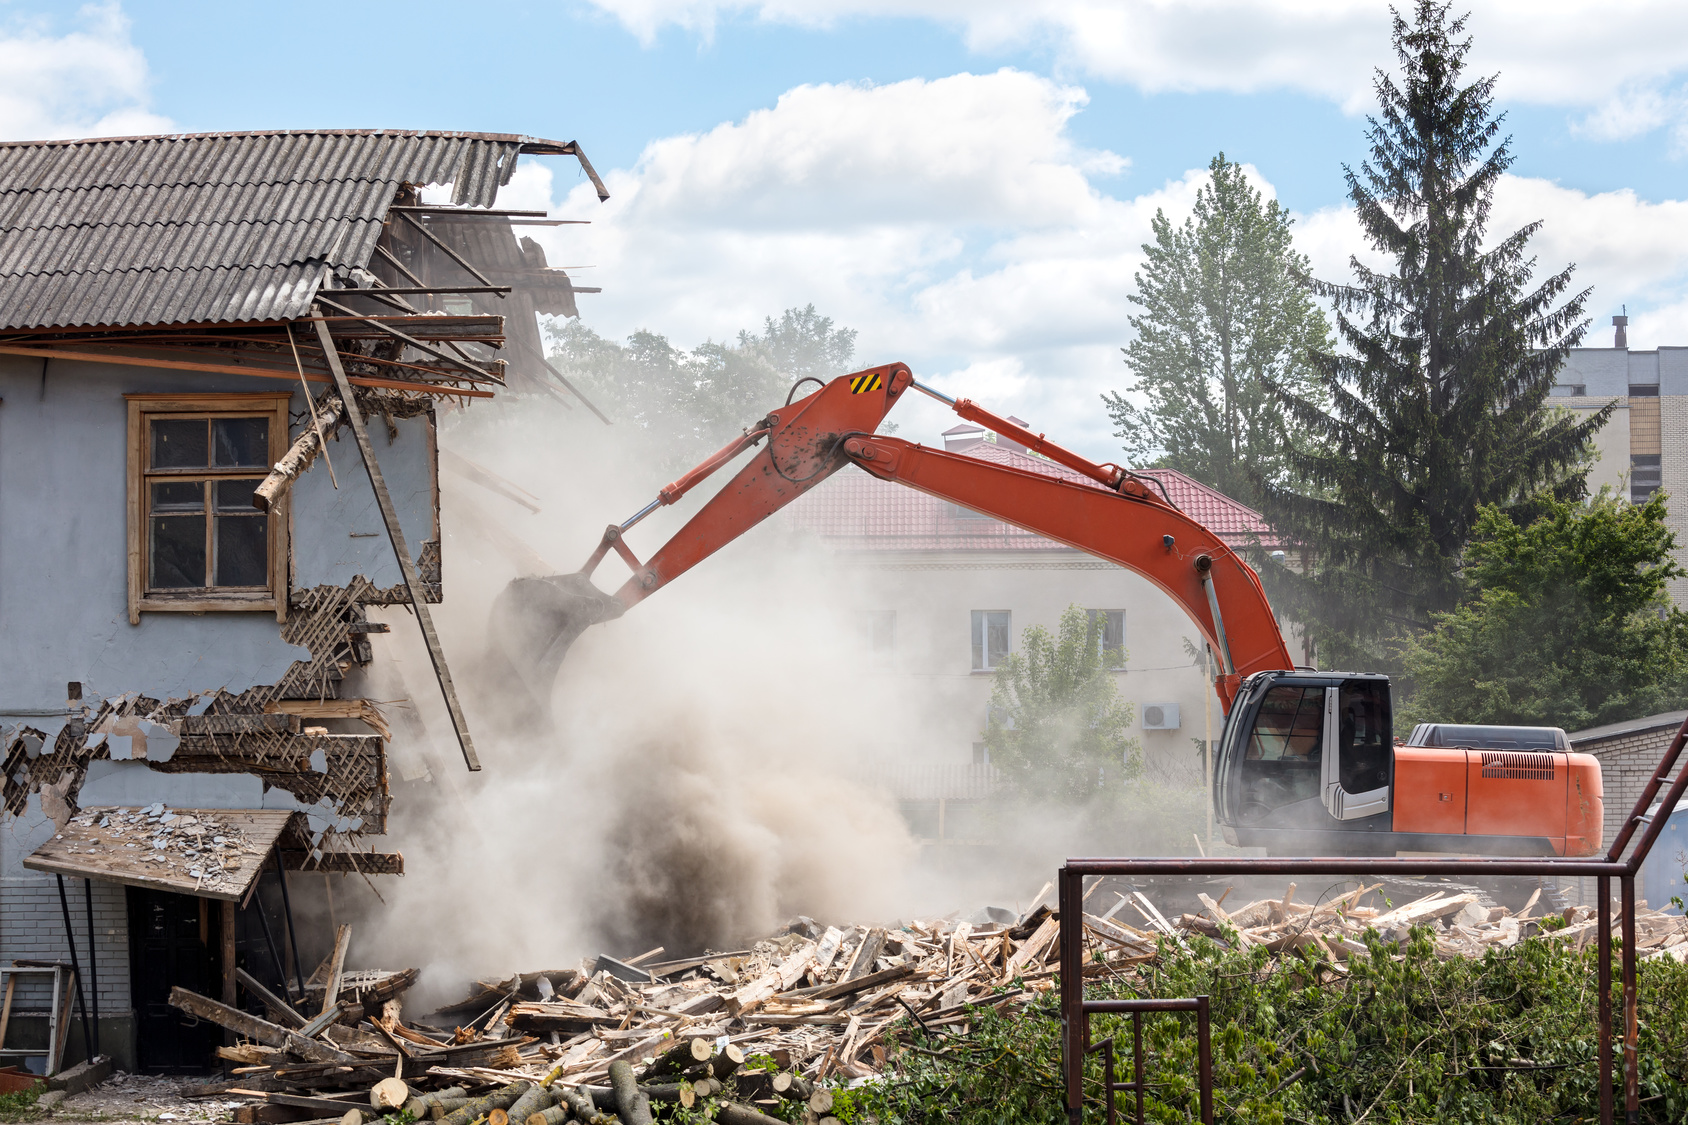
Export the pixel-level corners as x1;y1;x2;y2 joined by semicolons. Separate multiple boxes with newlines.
1215;671;1397;852
1215;670;1603;856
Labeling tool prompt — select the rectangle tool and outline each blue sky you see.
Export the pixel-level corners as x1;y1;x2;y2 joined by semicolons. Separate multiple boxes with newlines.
9;1;1688;455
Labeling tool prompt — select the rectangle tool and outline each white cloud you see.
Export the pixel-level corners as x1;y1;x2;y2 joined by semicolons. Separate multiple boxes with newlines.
527;69;1688;462
587;0;1688;118
0;3;172;141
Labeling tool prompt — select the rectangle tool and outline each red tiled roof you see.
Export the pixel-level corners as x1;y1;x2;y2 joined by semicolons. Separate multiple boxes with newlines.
785;441;1285;552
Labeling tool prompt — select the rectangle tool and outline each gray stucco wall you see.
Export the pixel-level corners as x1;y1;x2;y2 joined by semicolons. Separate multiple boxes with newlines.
0;354;435;720
0;355;438;1050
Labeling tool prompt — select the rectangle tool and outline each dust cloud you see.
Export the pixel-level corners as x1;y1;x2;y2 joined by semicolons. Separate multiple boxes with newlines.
350;392;937;1006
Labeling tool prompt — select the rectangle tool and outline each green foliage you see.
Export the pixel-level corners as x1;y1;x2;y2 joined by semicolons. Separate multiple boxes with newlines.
0;1086;42;1124
983;605;1141;802
1255;2;1608;672
379;1110;417;1125
1402;490;1688;728
1103;153;1331;509
546;304;860;467
839;930;1688;1124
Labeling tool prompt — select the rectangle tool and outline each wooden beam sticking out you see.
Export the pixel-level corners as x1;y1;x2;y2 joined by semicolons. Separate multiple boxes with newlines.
311;314;480;772
314;296;503;385
254;394;343;512
235;967;305;1029
320;924;351;1017
0;343;493;398
167;985;353;1063
275;849;404;877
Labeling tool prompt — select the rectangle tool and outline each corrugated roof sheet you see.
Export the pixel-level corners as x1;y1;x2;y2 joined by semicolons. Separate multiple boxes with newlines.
787;441;1284;552
0;129;565;330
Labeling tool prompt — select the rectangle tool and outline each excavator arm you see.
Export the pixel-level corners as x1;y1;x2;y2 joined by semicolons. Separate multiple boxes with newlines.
562;363;1292;709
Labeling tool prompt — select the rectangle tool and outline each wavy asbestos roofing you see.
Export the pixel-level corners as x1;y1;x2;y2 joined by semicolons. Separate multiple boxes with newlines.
786;440;1285;552
0;129;568;331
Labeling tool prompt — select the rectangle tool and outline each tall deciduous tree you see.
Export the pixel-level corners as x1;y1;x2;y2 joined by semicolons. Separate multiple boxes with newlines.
1102;154;1331;509
1258;2;1609;670
1401;492;1688;730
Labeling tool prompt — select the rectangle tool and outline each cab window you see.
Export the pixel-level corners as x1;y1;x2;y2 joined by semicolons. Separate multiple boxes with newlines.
1337;680;1391;793
1247;686;1325;761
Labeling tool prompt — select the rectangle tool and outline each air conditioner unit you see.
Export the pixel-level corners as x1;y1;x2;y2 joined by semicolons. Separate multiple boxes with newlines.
1142;702;1180;730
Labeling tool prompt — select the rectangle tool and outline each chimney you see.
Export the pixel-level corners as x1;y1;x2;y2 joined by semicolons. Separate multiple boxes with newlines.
942;423;986;452
1614;314;1628;349
997;416;1032;454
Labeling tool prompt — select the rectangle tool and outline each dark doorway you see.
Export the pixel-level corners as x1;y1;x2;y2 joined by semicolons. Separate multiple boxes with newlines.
126;887;222;1073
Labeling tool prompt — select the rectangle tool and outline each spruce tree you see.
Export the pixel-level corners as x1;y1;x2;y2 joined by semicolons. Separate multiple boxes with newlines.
1103;154;1330;509
1258;1;1610;670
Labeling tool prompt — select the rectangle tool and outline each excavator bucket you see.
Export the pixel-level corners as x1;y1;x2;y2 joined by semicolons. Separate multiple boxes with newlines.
482;573;625;732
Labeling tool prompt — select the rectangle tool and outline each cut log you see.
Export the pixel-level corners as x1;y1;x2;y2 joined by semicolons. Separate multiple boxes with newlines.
527;1108;568;1125
402;1087;465;1118
715;1103;788;1125
168;987;353;1064
709;1043;745;1080
254;395;344;512
771;1072;813;1100
608;1060;653;1125
502;1083;548;1125
808;1087;834;1114
555;1087;595;1121
369;1078;408;1112
437;1082;530;1125
643;1036;712;1079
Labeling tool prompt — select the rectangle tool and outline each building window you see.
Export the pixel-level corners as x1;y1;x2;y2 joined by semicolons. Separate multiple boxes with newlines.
971;610;1011;670
972;741;991;766
1549;384;1586;397
1632;455;1662;503
127;394;291;623
1087;609;1126;668
860;610;896;653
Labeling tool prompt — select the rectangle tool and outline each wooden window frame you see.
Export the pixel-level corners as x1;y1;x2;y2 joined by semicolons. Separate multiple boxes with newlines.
126;393;291;624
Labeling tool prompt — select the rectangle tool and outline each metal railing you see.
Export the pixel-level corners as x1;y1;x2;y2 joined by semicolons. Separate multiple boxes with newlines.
1086;997;1212;1125
1058;711;1688;1125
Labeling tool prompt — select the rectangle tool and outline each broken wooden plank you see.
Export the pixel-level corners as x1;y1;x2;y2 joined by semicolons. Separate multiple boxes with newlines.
167;986;353;1064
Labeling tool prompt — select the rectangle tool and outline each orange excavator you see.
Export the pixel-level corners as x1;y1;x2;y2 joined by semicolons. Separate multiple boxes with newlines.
526;363;1603;858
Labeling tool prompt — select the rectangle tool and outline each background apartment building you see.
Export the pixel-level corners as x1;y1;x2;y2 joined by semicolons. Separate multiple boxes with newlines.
1553;315;1688;605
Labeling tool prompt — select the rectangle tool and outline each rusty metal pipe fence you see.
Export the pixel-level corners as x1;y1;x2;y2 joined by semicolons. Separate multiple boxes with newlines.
1059;712;1688;1125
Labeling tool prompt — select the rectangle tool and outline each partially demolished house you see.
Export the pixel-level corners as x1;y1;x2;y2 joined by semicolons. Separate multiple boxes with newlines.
0;129;606;1073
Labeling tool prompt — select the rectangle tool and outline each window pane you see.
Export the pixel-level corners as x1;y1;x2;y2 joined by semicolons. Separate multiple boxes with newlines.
213;417;269;468
1246;686;1324;762
214;514;267;586
150;514;206;588
971;611;985;669
151;419;208;469
986;611;1011;667
214;478;261;511
1338;681;1391;793
151;481;204;510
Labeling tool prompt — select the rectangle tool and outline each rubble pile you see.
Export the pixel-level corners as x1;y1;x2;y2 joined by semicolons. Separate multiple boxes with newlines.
174;883;1686;1125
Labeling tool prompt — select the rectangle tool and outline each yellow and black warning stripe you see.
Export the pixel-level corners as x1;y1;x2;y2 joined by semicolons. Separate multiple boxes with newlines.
849;372;884;395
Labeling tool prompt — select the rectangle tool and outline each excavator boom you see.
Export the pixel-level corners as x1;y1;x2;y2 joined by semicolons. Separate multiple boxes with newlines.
567;363;1289;708
536;363;1599;859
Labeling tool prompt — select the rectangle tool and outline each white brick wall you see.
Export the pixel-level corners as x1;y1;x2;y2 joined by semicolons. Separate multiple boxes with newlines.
2;799;131;1014
1567;718;1687;907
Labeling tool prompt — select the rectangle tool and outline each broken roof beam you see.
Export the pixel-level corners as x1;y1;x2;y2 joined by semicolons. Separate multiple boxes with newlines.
313;311;481;772
314;297;505;385
0;343;493;398
394;211;498;289
254;394;343;512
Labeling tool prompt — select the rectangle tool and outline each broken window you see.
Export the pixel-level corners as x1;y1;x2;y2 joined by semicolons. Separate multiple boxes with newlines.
127;394;291;622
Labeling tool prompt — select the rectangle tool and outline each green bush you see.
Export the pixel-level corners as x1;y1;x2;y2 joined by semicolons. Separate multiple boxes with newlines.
829;930;1688;1124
